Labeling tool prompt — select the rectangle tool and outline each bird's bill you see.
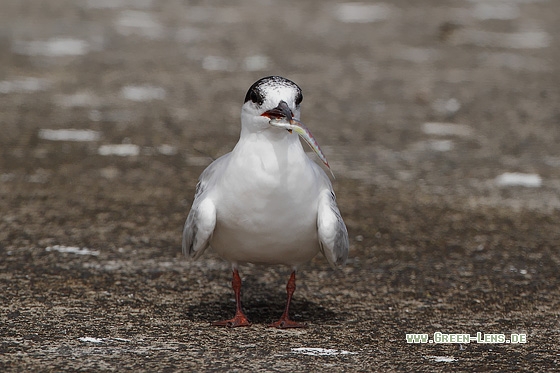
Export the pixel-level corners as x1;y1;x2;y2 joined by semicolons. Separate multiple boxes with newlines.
260;100;293;122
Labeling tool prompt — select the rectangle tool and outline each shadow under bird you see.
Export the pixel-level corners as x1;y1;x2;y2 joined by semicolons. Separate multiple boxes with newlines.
182;76;349;328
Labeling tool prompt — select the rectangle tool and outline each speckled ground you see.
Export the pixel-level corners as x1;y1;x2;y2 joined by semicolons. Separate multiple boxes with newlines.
1;0;559;371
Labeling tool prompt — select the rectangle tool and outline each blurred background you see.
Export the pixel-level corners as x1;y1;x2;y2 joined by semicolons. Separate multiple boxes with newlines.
1;1;559;219
1;0;559;370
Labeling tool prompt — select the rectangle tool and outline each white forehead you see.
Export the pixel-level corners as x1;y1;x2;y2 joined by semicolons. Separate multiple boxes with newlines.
262;85;298;106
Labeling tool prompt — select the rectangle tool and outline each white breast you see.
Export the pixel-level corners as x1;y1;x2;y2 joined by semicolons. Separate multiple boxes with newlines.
208;131;326;266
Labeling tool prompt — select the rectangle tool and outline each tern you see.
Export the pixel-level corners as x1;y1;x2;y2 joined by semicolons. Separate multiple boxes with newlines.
183;76;349;328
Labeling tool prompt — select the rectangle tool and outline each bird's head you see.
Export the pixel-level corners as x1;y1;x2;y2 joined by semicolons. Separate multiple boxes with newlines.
241;76;303;134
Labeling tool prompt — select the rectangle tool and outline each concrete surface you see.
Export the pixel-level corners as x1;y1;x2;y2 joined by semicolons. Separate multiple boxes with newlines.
1;0;559;371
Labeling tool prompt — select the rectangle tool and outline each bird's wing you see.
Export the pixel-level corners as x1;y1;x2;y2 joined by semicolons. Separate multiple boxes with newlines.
182;154;229;259
182;196;216;259
317;188;349;267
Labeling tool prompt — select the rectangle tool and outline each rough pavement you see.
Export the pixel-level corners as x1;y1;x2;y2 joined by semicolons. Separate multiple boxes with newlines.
1;0;559;371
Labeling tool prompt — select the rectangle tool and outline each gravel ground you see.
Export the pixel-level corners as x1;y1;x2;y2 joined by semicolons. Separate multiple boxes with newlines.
1;0;560;371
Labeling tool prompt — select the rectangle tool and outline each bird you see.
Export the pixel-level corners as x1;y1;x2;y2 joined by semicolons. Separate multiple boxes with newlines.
182;76;349;328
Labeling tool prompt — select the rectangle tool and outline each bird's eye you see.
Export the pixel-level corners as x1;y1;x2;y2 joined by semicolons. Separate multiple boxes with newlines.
295;91;303;106
244;86;264;105
249;89;263;105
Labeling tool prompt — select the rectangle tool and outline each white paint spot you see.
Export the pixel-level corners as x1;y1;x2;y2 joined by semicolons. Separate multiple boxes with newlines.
13;38;90;57
412;140;454;153
38;129;101;142
46;245;100;256
496;172;542;187
472;3;520;20
115;10;164;39
291;347;357;356
426;355;456;363
0;77;50;94
422;122;473;137
157;144;178;156
98;144;140;157
242;55;270;71
85;0;153;9
77;336;131;344
453;30;551;49
78;337;104;343
202;56;235;71
334;3;391;23
55;92;100;107
432;98;461;115
429;140;454;152
121;85;166;101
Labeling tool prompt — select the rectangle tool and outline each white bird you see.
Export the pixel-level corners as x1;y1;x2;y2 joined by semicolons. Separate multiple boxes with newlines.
183;76;348;328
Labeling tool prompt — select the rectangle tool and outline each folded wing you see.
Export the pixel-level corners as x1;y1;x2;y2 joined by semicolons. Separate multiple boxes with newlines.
317;189;349;267
182;155;229;259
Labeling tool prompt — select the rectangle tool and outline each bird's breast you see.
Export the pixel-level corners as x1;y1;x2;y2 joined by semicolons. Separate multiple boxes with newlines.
208;140;323;265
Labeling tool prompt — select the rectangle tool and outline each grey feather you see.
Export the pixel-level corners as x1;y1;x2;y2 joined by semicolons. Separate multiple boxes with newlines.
181;154;228;259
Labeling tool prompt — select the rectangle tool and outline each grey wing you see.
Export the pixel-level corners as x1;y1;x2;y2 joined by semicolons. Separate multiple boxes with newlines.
182;192;216;259
317;189;349;268
182;154;229;259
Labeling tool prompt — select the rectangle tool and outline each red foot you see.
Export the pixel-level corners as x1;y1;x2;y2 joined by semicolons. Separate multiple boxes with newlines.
212;313;251;328
269;317;307;329
269;271;307;328
213;269;251;327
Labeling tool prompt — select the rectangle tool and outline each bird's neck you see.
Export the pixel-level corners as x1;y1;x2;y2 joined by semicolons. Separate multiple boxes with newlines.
231;128;306;172
239;126;299;147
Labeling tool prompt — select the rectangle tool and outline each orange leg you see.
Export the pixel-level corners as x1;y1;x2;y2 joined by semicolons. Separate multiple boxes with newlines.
213;269;251;327
269;271;307;328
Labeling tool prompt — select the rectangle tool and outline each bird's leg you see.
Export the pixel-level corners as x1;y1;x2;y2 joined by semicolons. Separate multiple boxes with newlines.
213;269;251;327
269;271;307;328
